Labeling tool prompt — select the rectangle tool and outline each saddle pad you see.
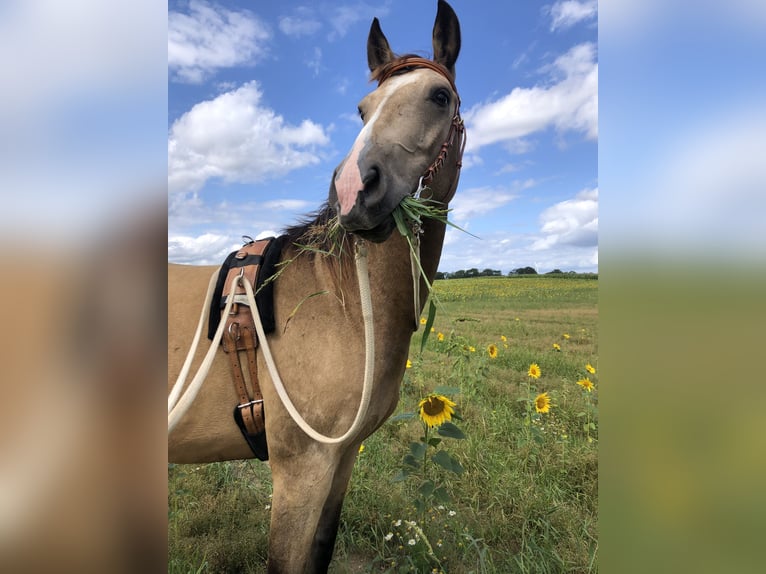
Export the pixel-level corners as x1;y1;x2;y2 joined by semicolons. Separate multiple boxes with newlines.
207;235;286;340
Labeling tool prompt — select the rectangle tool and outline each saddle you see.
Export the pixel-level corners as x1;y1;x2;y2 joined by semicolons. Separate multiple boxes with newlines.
208;236;285;461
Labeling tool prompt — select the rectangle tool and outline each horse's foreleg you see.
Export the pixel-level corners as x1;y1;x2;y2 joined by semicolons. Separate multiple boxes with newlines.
266;445;359;574
308;445;359;569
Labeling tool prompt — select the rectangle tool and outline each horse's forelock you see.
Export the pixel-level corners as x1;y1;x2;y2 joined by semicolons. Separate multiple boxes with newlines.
369;53;454;87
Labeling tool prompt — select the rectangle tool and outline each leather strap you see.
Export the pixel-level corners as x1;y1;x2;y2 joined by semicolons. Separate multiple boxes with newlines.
221;239;273;438
224;324;265;436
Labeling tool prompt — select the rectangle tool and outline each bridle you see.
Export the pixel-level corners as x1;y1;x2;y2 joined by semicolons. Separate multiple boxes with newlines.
374;57;467;194
375;57;467;328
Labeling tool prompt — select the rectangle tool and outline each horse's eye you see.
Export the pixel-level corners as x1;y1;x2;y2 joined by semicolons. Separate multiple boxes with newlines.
432;88;450;108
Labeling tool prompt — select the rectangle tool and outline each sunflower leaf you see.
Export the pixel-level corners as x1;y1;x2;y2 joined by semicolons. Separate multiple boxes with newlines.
418;480;435;499
402;454;420;469
433;486;451;503
389;412;416;423
419;299;437;353
409;442;427;459
427;437;442;448
431;450;454;471
392;469;411;482
431;450;463;474
437;422;466;440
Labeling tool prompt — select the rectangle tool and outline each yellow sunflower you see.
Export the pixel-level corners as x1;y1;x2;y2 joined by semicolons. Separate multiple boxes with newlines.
500;335;507;343
418;394;456;428
552;343;561;351
563;333;570;340
585;363;596;374
535;392;551;413
528;363;541;379
420;317;427;325
577;377;595;392
437;332;445;342
487;344;498;359
406;359;412;369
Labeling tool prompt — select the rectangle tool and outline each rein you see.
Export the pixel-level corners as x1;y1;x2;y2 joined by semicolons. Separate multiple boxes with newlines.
376;57;467;328
168;240;376;446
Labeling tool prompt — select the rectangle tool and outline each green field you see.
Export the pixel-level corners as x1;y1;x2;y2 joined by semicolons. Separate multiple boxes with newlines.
169;276;598;573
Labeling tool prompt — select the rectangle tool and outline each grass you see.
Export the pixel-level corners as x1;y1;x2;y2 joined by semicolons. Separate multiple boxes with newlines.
168;275;598;573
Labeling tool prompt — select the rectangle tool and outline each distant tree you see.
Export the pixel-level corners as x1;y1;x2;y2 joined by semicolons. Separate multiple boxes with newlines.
481;268;501;276
546;269;563;275
453;269;466;279
514;266;537;275
466;268;479;278
435;271;446;280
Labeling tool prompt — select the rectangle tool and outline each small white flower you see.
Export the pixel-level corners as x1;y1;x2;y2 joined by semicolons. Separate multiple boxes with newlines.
408;539;416;546
448;510;456;517
394;519;402;527
437;505;445;510
384;532;394;541
265;505;271;510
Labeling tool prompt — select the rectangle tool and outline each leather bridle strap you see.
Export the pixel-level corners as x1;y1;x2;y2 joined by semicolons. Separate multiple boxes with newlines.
375;56;466;193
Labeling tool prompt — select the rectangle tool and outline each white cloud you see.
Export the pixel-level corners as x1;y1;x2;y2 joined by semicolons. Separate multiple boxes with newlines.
531;187;598;250
168;0;271;83
464;42;598;151
328;2;390;41
167;232;240;265
279;12;322;37
547;1;598;31
168;81;330;194
449;185;524;225
439;230;598;275
306;46;323;77
261;199;313;211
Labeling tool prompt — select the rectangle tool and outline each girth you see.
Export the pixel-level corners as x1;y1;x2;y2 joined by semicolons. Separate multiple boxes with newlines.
220;238;274;460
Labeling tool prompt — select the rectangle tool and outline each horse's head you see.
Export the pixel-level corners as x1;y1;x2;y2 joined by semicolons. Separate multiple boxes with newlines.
329;0;464;243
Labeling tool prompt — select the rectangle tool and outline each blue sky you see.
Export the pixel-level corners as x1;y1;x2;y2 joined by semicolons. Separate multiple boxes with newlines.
168;0;598;273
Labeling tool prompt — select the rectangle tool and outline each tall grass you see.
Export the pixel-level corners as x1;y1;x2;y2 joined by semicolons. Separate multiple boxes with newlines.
168;276;598;573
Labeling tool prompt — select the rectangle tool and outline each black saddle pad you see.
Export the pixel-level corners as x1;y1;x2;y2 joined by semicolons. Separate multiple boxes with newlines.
207;235;286;340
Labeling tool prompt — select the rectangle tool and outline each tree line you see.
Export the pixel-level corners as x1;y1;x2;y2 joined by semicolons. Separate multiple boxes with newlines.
434;267;595;279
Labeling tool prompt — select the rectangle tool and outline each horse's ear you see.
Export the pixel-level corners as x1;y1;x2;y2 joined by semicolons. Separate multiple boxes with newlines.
367;18;394;72
432;0;461;76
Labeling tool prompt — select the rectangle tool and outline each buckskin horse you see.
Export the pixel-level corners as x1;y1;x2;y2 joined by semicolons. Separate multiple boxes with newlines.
168;1;465;571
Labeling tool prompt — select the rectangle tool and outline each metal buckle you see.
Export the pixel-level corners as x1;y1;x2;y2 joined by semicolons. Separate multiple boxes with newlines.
237;399;264;409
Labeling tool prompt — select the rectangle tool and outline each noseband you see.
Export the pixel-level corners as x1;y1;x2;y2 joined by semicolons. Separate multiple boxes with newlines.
375;57;467;192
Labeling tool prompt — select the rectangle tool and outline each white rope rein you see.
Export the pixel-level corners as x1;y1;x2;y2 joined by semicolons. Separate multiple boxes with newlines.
168;269;241;433
167;240;376;446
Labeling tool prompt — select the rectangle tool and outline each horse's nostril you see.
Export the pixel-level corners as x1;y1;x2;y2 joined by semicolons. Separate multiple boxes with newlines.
362;167;380;187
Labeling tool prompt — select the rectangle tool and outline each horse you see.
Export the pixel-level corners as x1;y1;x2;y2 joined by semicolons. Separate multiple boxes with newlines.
168;1;464;571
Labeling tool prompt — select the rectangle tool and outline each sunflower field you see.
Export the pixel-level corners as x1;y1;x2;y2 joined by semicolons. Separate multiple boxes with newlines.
169;274;598;573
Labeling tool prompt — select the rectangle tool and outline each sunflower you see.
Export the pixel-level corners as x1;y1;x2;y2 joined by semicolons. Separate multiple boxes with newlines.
487;344;498;359
577;377;594;392
500;335;507;343
420;317;427;325
535;392;551;413
406;359;412;369
437;332;445;342
585;363;596;374
563;333;570;340
552;343;561;351
418;394;456;428
528;363;541;379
